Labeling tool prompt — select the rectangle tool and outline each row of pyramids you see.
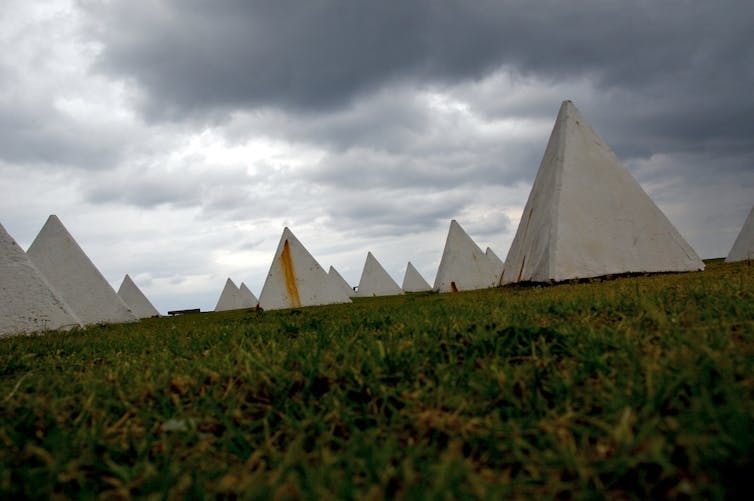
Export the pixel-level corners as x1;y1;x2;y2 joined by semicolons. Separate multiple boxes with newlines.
3;101;753;337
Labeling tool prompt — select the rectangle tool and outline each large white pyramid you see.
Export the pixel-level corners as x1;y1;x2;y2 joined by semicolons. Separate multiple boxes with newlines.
485;247;504;280
27;216;137;325
258;228;352;310
433;220;499;293
356;252;403;297
401;261;431;292
238;282;258;308
117;274;160;318
1;222;82;337
215;278;242;311
726;205;754;262
501;100;704;284
328;266;355;298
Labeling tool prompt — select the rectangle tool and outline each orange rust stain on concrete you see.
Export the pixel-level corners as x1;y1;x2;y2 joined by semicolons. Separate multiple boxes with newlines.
280;240;301;308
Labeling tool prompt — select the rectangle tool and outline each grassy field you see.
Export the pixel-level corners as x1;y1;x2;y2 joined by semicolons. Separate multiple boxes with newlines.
1;262;753;499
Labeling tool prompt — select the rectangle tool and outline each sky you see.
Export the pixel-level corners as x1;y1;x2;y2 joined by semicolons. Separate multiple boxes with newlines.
1;0;752;314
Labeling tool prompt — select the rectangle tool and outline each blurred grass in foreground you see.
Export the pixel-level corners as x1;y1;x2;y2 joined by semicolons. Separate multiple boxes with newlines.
1;261;752;499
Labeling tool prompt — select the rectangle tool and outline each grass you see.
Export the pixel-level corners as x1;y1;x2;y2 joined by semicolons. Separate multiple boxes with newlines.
1;261;753;499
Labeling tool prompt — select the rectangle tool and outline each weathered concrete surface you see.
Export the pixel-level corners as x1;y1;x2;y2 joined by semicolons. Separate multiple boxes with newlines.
259;228;351;310
328;266;355;298
238;282;258;308
726;205;754;262
501;101;704;285
401;261;431;292
356;252;403;297
485;247;504;281
215;278;241;311
27;215;137;325
117;274;160;318
434;220;499;293
1;222;82;337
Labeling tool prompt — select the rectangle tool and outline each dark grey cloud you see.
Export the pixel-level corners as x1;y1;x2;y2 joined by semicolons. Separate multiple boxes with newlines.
83;1;753;117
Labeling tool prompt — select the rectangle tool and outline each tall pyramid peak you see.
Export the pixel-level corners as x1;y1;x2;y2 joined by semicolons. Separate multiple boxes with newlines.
1;222;82;337
726;205;754;262
118;274;160;318
401;261;431;292
27;215;137;325
328;266;355;297
215;278;242;311
501;100;704;284
434;220;499;293
258;228;351;310
356;252;403;297
238;282;258;308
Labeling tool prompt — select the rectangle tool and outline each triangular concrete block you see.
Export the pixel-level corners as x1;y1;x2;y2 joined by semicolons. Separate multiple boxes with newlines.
27;215;137;325
502;100;704;284
726;206;754;262
401;261;431;292
356;252;403;297
1;222;82;337
215;278;241;311
238;282;258;308
258;228;352;310
328;266;355;298
485;247;504;280
118;274;160;318
434;220;499;293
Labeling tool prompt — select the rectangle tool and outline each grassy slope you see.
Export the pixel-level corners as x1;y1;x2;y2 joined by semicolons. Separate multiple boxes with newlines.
1;262;752;499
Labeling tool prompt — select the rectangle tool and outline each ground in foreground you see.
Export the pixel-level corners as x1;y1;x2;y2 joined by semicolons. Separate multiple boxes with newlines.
1;262;753;499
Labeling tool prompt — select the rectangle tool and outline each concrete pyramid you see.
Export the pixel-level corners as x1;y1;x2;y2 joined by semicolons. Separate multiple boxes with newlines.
1;222;82;337
434;220;499;293
401;261;431;292
726;205;754;262
27;215;137;325
258;228;351;310
485;247;504;279
356;252;403;297
501;100;704;284
215;278;242;311
238;282;258;308
328;266;355;298
118;274;160;318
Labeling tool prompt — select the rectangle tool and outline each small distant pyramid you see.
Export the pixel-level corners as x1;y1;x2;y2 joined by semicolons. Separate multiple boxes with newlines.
485;247;504;279
27;215;137;325
726;205;754;262
502;101;704;284
215;278;241;311
434;220;499;293
117;274;160;318
356;252;403;297
258;228;352;310
238;282;258;308
328;266;355;297
1;222;82;337
401;261;431;292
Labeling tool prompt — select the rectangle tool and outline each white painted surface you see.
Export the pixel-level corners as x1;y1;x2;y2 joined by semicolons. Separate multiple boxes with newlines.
1;222;82;337
485;247;505;281
27;215;137;325
215;278;241;311
401;261;431;292
328;266;355;298
502;101;704;284
258;228;351;310
356;252;403;297
117;274;160;318
726;205;754;262
238;282;258;308
434;220;499;293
